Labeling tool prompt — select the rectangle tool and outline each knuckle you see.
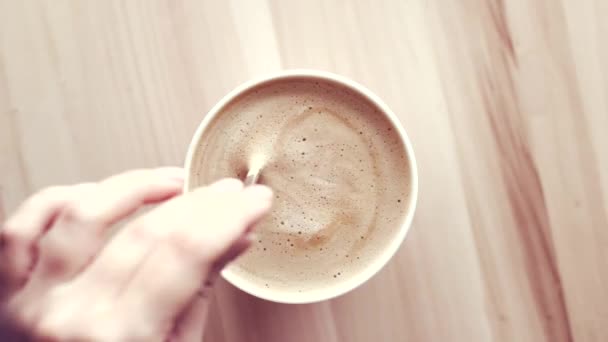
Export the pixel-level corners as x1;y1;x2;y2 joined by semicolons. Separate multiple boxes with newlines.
22;184;96;212
167;231;201;261
129;219;164;243
39;253;69;278
61;202;98;224
167;229;219;264
20;184;90;217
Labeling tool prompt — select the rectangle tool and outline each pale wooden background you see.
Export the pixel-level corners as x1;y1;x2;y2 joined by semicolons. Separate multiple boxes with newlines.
1;1;607;341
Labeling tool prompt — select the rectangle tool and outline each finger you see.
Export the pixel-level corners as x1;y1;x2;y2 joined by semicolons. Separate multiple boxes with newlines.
0;184;94;296
54;168;183;229
206;178;244;193
92;185;272;335
34;168;183;283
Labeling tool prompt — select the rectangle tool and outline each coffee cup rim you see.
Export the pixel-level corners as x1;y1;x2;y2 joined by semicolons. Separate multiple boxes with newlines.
184;69;418;304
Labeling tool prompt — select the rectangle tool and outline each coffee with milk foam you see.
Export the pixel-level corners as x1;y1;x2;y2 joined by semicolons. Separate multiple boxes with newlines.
190;77;412;294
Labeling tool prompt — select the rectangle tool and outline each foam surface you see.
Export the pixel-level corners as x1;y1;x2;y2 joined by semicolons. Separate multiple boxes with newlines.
191;78;411;293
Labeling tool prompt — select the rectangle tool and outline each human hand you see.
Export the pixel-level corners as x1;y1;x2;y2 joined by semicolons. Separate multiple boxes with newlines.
0;168;272;341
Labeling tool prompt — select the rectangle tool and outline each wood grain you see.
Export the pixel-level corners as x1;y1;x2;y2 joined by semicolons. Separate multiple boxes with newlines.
1;1;607;341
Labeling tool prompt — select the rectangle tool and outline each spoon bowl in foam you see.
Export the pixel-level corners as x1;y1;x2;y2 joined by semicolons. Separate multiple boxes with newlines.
244;152;267;186
184;70;418;304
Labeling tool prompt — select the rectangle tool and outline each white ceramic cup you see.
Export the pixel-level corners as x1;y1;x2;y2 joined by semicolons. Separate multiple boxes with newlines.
184;70;418;303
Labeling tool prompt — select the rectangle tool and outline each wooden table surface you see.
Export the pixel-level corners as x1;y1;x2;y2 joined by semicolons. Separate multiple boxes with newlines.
1;1;607;341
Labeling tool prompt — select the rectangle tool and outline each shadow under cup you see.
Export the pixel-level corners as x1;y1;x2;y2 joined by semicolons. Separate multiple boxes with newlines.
184;70;418;304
